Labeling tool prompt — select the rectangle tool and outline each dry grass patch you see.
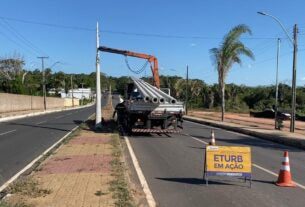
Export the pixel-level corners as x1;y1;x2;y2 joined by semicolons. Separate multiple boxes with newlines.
109;134;134;207
7;177;51;198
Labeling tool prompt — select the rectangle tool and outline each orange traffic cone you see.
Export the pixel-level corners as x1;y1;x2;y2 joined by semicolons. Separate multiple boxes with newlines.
209;129;215;145
275;151;296;187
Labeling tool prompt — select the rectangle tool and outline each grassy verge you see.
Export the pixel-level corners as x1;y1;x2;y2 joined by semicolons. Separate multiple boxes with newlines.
7;177;51;198
110;134;134;207
0;201;31;207
0;177;50;207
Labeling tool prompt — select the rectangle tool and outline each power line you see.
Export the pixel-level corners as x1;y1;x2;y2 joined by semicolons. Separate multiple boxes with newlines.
0;16;94;32
0;29;37;56
0;19;47;56
0;15;283;40
247;50;293;66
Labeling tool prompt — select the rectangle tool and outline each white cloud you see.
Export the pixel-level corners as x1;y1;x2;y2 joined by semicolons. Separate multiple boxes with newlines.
190;43;197;47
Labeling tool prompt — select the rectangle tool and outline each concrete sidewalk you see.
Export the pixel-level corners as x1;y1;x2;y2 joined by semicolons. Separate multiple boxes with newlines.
184;113;305;150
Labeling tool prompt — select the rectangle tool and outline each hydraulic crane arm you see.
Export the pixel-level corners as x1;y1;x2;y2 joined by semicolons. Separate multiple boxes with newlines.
98;46;160;88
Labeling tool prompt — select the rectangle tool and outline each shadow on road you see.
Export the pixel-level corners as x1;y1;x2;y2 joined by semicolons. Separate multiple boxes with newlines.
155;177;237;186
7;122;71;132
188;146;206;150
250;179;274;184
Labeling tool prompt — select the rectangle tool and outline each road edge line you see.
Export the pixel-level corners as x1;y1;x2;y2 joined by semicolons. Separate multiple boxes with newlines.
124;136;156;207
0;125;80;193
252;163;305;190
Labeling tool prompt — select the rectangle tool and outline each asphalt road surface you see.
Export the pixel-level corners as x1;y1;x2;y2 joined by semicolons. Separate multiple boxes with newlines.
0;105;95;186
111;95;305;207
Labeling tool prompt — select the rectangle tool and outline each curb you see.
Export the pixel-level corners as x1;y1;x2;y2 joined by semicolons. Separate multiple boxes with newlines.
0;103;94;123
184;116;305;150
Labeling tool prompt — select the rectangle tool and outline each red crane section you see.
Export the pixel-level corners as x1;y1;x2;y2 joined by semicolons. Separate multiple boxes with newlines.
98;46;160;88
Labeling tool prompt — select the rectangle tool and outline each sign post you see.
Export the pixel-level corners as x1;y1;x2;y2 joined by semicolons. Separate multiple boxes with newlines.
204;146;252;187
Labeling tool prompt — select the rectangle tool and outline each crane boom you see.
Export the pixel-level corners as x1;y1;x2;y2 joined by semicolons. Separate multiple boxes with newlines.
98;46;160;88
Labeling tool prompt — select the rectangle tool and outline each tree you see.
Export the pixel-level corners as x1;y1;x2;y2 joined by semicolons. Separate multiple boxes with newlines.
210;24;254;121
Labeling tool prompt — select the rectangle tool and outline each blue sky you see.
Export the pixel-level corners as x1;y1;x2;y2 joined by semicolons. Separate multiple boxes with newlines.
1;0;305;86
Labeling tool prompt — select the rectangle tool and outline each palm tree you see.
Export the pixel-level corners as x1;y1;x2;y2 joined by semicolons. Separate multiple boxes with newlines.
210;24;254;121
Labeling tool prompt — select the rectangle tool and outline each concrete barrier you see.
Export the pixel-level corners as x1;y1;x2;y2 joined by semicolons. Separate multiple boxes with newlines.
0;93;66;113
64;98;80;107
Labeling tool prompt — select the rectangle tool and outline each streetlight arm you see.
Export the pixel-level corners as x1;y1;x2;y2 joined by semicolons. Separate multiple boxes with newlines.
49;61;61;69
257;12;294;45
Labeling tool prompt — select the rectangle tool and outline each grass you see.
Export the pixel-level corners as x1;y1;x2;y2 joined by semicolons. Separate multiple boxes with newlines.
109;134;134;207
1;177;51;207
0;201;32;207
7;177;51;198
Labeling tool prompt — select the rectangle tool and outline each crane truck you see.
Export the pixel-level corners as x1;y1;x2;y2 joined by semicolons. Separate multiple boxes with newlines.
98;46;184;134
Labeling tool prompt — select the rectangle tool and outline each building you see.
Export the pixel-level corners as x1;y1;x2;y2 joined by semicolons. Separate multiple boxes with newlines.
65;88;92;100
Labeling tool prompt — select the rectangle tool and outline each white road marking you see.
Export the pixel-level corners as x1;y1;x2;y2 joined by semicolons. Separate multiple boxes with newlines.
36;120;46;125
124;136;156;207
55;115;64;119
0;129;17;136
189;135;209;145
189;135;305;190
0;125;79;193
252;164;305;190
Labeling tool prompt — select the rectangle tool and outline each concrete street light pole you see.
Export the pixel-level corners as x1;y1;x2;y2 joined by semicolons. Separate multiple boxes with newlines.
95;22;102;128
186;65;189;115
275;38;280;129
258;12;298;133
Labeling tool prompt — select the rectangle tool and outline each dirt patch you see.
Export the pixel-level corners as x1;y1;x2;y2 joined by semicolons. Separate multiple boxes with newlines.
70;136;112;145
37;154;112;174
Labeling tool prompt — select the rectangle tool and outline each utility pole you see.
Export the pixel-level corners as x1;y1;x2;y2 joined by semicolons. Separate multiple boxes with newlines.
37;56;49;110
290;24;298;132
95;22;102;127
81;83;84;105
186;65;189;115
275;38;280;129
257;12;298;132
71;75;74;107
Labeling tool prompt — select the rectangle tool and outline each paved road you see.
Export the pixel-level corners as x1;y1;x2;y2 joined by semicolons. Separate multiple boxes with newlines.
0;105;95;186
110;93;122;108
118;94;305;206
